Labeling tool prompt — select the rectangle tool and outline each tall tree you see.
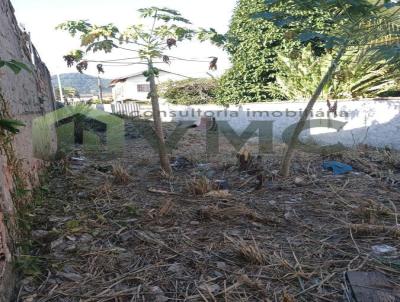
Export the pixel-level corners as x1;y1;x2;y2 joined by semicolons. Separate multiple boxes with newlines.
58;7;216;174
255;0;400;177
218;0;331;104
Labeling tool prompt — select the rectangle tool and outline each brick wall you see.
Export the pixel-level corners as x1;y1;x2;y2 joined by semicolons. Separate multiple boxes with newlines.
0;0;57;300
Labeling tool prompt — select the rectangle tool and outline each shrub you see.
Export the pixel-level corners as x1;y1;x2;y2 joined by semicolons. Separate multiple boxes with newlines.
87;98;102;105
160;78;218;105
272;45;334;100
87;98;113;105
274;45;400;99
331;49;400;99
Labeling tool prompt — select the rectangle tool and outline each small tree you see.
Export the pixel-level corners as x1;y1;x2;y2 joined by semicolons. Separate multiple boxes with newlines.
58;7;216;174
255;0;400;177
55;86;79;101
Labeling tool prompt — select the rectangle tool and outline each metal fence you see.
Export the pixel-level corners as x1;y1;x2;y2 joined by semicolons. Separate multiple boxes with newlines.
111;102;140;117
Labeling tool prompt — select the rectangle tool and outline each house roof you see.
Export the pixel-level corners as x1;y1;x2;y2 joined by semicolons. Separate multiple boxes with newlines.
110;69;191;86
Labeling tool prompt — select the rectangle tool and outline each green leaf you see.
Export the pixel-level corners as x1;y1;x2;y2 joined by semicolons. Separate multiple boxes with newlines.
0;59;31;74
252;11;276;20
138;7;192;24
56;20;92;36
8;60;31;73
384;1;399;9
264;0;279;4
0;119;26;134
298;32;326;42
197;28;226;47
86;40;116;53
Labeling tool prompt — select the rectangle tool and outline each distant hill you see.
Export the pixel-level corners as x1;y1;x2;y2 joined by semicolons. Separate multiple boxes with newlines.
51;73;112;95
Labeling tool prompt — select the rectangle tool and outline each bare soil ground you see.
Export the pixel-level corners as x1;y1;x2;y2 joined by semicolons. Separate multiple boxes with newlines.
17;122;400;302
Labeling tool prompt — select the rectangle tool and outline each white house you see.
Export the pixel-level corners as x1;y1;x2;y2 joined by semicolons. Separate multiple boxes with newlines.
110;69;190;103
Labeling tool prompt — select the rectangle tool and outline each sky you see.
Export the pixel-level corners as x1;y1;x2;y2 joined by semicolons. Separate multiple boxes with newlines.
11;0;237;79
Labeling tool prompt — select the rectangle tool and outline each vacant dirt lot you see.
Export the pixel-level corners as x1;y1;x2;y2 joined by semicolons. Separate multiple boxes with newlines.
17;122;400;301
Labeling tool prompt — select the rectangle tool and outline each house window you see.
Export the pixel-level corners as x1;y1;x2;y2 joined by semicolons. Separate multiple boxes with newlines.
137;84;151;92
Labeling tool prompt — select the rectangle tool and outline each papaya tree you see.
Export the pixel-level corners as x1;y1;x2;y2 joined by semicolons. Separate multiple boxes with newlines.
57;7;216;175
255;0;400;177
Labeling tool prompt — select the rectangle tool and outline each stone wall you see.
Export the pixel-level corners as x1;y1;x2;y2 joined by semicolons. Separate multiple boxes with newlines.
0;0;56;300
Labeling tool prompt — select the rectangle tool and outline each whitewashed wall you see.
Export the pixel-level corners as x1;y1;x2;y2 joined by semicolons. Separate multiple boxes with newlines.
96;98;400;150
157;99;400;150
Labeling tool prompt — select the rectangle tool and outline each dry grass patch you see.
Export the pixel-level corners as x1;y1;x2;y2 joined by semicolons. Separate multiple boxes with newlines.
158;199;174;217
186;176;212;195
112;164;130;184
200;204;282;225
226;235;268;265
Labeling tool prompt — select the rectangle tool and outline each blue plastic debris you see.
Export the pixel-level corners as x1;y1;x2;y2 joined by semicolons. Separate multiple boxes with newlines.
322;161;353;175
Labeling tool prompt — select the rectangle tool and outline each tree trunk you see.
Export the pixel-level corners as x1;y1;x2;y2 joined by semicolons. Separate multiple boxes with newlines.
279;46;347;177
147;61;172;174
98;73;103;102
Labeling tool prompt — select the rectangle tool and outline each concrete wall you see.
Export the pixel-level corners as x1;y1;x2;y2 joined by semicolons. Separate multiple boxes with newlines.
0;0;56;300
95;97;400;149
157;99;400;150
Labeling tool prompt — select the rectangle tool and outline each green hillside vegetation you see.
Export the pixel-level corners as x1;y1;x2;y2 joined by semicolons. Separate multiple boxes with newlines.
51;73;112;95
